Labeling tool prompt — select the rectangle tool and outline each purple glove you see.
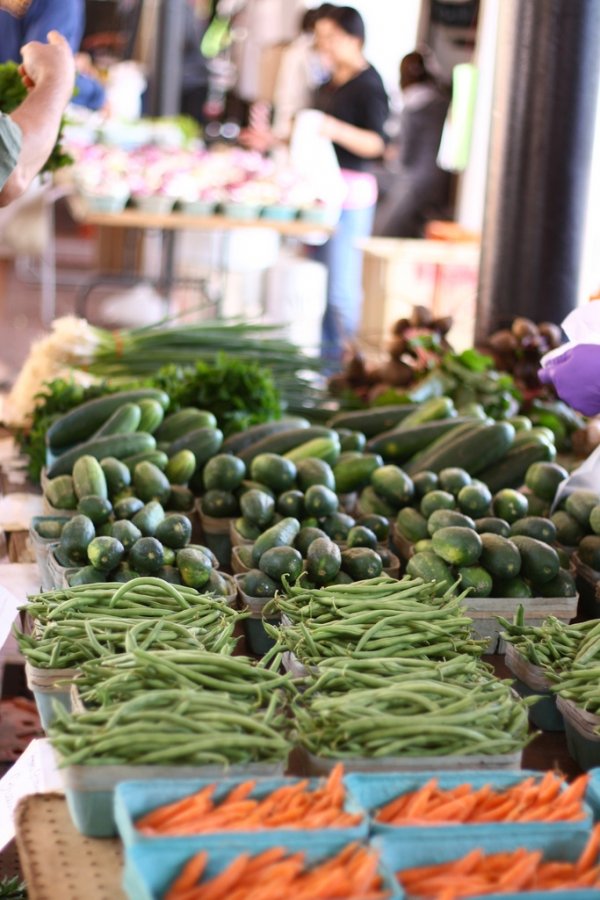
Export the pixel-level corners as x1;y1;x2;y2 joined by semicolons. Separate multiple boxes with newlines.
538;344;600;415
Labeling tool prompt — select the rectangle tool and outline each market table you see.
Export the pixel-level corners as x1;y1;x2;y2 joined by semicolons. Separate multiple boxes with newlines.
67;195;334;319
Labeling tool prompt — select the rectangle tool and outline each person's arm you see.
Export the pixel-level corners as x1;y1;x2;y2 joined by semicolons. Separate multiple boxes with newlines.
320;115;384;158
0;31;75;207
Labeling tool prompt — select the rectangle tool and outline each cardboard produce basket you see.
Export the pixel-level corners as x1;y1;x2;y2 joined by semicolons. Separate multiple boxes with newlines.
571;552;600;618
197;501;234;569
25;662;78;732
467;593;578;654
30;517;72;591
504;642;565;731
230;543;253;575
296;746;523;777
557;696;600;772
235;574;280;656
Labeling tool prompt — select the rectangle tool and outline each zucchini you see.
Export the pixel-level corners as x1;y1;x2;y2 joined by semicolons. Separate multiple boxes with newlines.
477;441;556;493
238;426;337;465
48;432;156;478
367;417;472;463
221;417;310;455
94;402;141;438
167;427;224;465
327;405;419;437
404;422;488;474
394;396;456;430
405;422;515;477
47;389;169;450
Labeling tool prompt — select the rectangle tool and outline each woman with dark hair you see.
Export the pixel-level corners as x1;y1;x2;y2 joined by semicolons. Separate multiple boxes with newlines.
374;50;451;238
311;5;388;362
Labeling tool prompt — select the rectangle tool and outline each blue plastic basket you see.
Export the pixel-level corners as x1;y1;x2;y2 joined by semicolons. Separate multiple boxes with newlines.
346;770;593;849
376;830;599;900
585;769;600;821
114;775;368;849
123;839;399;900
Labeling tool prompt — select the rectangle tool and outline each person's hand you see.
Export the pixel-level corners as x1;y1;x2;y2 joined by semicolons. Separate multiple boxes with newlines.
538;344;600;416
320;114;342;142
238;126;275;154
19;31;75;103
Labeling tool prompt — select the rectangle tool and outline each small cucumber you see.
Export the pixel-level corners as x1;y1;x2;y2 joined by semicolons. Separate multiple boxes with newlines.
72;455;108;501
155;408;217;442
100;457;131;496
167;427;223;466
134;461;171;504
306;537;342;585
94;402;141;438
252;517;301;565
45;475;77;510
137;398;165;434
123;450;169;474
333;454;383;494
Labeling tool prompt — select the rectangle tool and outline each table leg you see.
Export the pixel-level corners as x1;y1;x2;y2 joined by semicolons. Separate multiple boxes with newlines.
158;230;176;310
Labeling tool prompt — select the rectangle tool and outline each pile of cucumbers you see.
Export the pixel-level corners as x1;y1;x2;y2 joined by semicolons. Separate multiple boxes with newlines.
49;455;227;591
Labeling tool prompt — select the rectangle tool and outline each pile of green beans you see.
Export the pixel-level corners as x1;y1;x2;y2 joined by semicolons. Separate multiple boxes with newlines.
49;688;291;767
16;610;238;670
265;589;484;665
550;620;600;717
75;649;294;707
270;575;457;625
293;675;532;759
499;614;594;673
25;577;230;624
300;654;494;699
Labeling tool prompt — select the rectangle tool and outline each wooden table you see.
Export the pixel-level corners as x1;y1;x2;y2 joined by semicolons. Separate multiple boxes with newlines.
67;195;333;319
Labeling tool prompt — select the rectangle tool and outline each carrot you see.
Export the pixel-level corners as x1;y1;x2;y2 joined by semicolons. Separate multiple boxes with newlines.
576;823;600;873
165;852;207;899
195;853;250;900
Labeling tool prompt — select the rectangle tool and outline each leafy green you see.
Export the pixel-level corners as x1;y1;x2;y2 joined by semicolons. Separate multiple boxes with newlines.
0;876;27;899
456;348;494;372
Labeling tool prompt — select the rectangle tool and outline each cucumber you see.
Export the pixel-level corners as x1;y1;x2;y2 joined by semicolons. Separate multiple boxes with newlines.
339;431;366;452
77;495;113;526
258;546;303;582
510;516;557;544
406;551;453;595
457;565;493;598
100;457;131;496
47;389;169;451
565;491;600;528
252;517;301;565
166;450;197;485
238;480;275;500
367;418;472;464
240;489;275;527
371;465;414;507
396;508;428;542
123;450;169;474
304;484;338;518
94;402;141;438
457;482;492;518
508;416;533;432
394;396;456;430
478;441;556;493
167;427;223;466
523;493;551;518
405;422;489;474
203;454;246;492
414;538;434;553
357;486;396;518
439;468;472;495
163;545;177;567
427;509;476;535
525;461;569;501
277;490;305;519
296;458;336;492
295;526;329;557
48;433;157;478
155;513;192;550
431;524;482;566
167;486;195;512
235;518;262;541
406;422;516;477
68;566;107;587
132;500;165;536
242;569;279;598
412;471;439;497
420;490;456;518
238;426;336;465
202;490;239;518
177;547;213;588
206;571;229;597
475;517;511;538
306;537;342;585
333;454;383;494
155;408;217;442
479;533;521;579
129;537;164;575
492;489;529;524
156;566;182;585
578;536;600;571
72;456;108;501
591;506;600;536
110;519;142;551
347;525;378;550
134;461;171;504
250;454;297;493
327;405;419;437
341;547;383;580
493;577;532;598
551;510;585;546
60;514;95;563
537;569;577;598
137;398;165;434
34;518;68;540
45;475;77;510
284;436;341;467
87;536;125;572
222;418;310;454
357;514;389;542
113;496;144;520
321;512;356;542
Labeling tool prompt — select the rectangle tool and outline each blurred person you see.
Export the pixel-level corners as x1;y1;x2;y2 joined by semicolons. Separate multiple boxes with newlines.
374;51;450;238
0;0;105;110
310;5;388;362
0;30;75;205
181;0;210;124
